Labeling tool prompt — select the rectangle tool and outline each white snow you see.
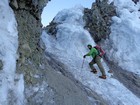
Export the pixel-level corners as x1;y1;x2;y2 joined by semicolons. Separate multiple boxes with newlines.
42;5;140;105
105;0;140;74
0;1;24;105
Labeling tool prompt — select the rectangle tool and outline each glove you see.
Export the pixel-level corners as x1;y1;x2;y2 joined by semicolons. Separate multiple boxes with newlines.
83;55;86;58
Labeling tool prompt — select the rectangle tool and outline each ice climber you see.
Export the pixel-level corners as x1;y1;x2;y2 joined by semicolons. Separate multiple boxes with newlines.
83;44;106;79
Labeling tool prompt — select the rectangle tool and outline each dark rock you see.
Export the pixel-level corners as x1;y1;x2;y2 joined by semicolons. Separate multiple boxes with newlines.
83;0;116;42
9;0;19;10
132;0;139;4
44;21;59;36
0;60;3;70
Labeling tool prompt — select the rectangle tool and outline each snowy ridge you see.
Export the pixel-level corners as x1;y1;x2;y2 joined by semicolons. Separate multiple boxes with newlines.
0;1;24;105
42;5;140;105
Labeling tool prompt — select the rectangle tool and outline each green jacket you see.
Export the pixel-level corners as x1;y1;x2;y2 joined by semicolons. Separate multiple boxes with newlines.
86;47;98;59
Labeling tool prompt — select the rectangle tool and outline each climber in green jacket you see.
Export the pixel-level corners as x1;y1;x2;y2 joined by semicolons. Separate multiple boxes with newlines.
83;44;106;79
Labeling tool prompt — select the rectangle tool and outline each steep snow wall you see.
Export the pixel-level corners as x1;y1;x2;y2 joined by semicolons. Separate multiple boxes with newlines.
0;1;24;105
102;0;140;97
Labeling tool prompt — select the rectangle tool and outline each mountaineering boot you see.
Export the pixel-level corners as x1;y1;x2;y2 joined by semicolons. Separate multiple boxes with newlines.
91;69;97;74
99;75;106;79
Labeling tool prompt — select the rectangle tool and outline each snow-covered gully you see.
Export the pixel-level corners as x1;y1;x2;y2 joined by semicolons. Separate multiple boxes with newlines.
42;1;140;103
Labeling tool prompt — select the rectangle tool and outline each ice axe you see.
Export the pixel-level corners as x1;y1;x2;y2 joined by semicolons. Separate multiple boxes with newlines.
81;58;85;68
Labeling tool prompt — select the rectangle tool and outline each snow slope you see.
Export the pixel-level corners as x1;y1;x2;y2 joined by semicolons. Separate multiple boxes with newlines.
105;0;140;74
0;1;24;105
42;5;140;105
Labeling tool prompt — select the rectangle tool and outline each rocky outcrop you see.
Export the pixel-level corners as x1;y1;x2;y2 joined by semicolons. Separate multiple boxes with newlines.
9;0;49;85
10;0;49;20
9;0;50;104
43;21;59;36
83;0;116;42
132;0;139;4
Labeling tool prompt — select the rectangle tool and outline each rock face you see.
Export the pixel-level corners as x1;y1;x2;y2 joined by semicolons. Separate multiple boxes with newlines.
83;0;116;42
44;21;58;36
132;0;139;4
10;0;107;104
10;0;48;85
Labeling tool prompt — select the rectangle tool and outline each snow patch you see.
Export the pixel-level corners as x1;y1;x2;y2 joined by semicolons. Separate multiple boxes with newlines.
0;1;24;105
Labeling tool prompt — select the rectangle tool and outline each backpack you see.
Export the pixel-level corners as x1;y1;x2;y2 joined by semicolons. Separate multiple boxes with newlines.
94;45;105;57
